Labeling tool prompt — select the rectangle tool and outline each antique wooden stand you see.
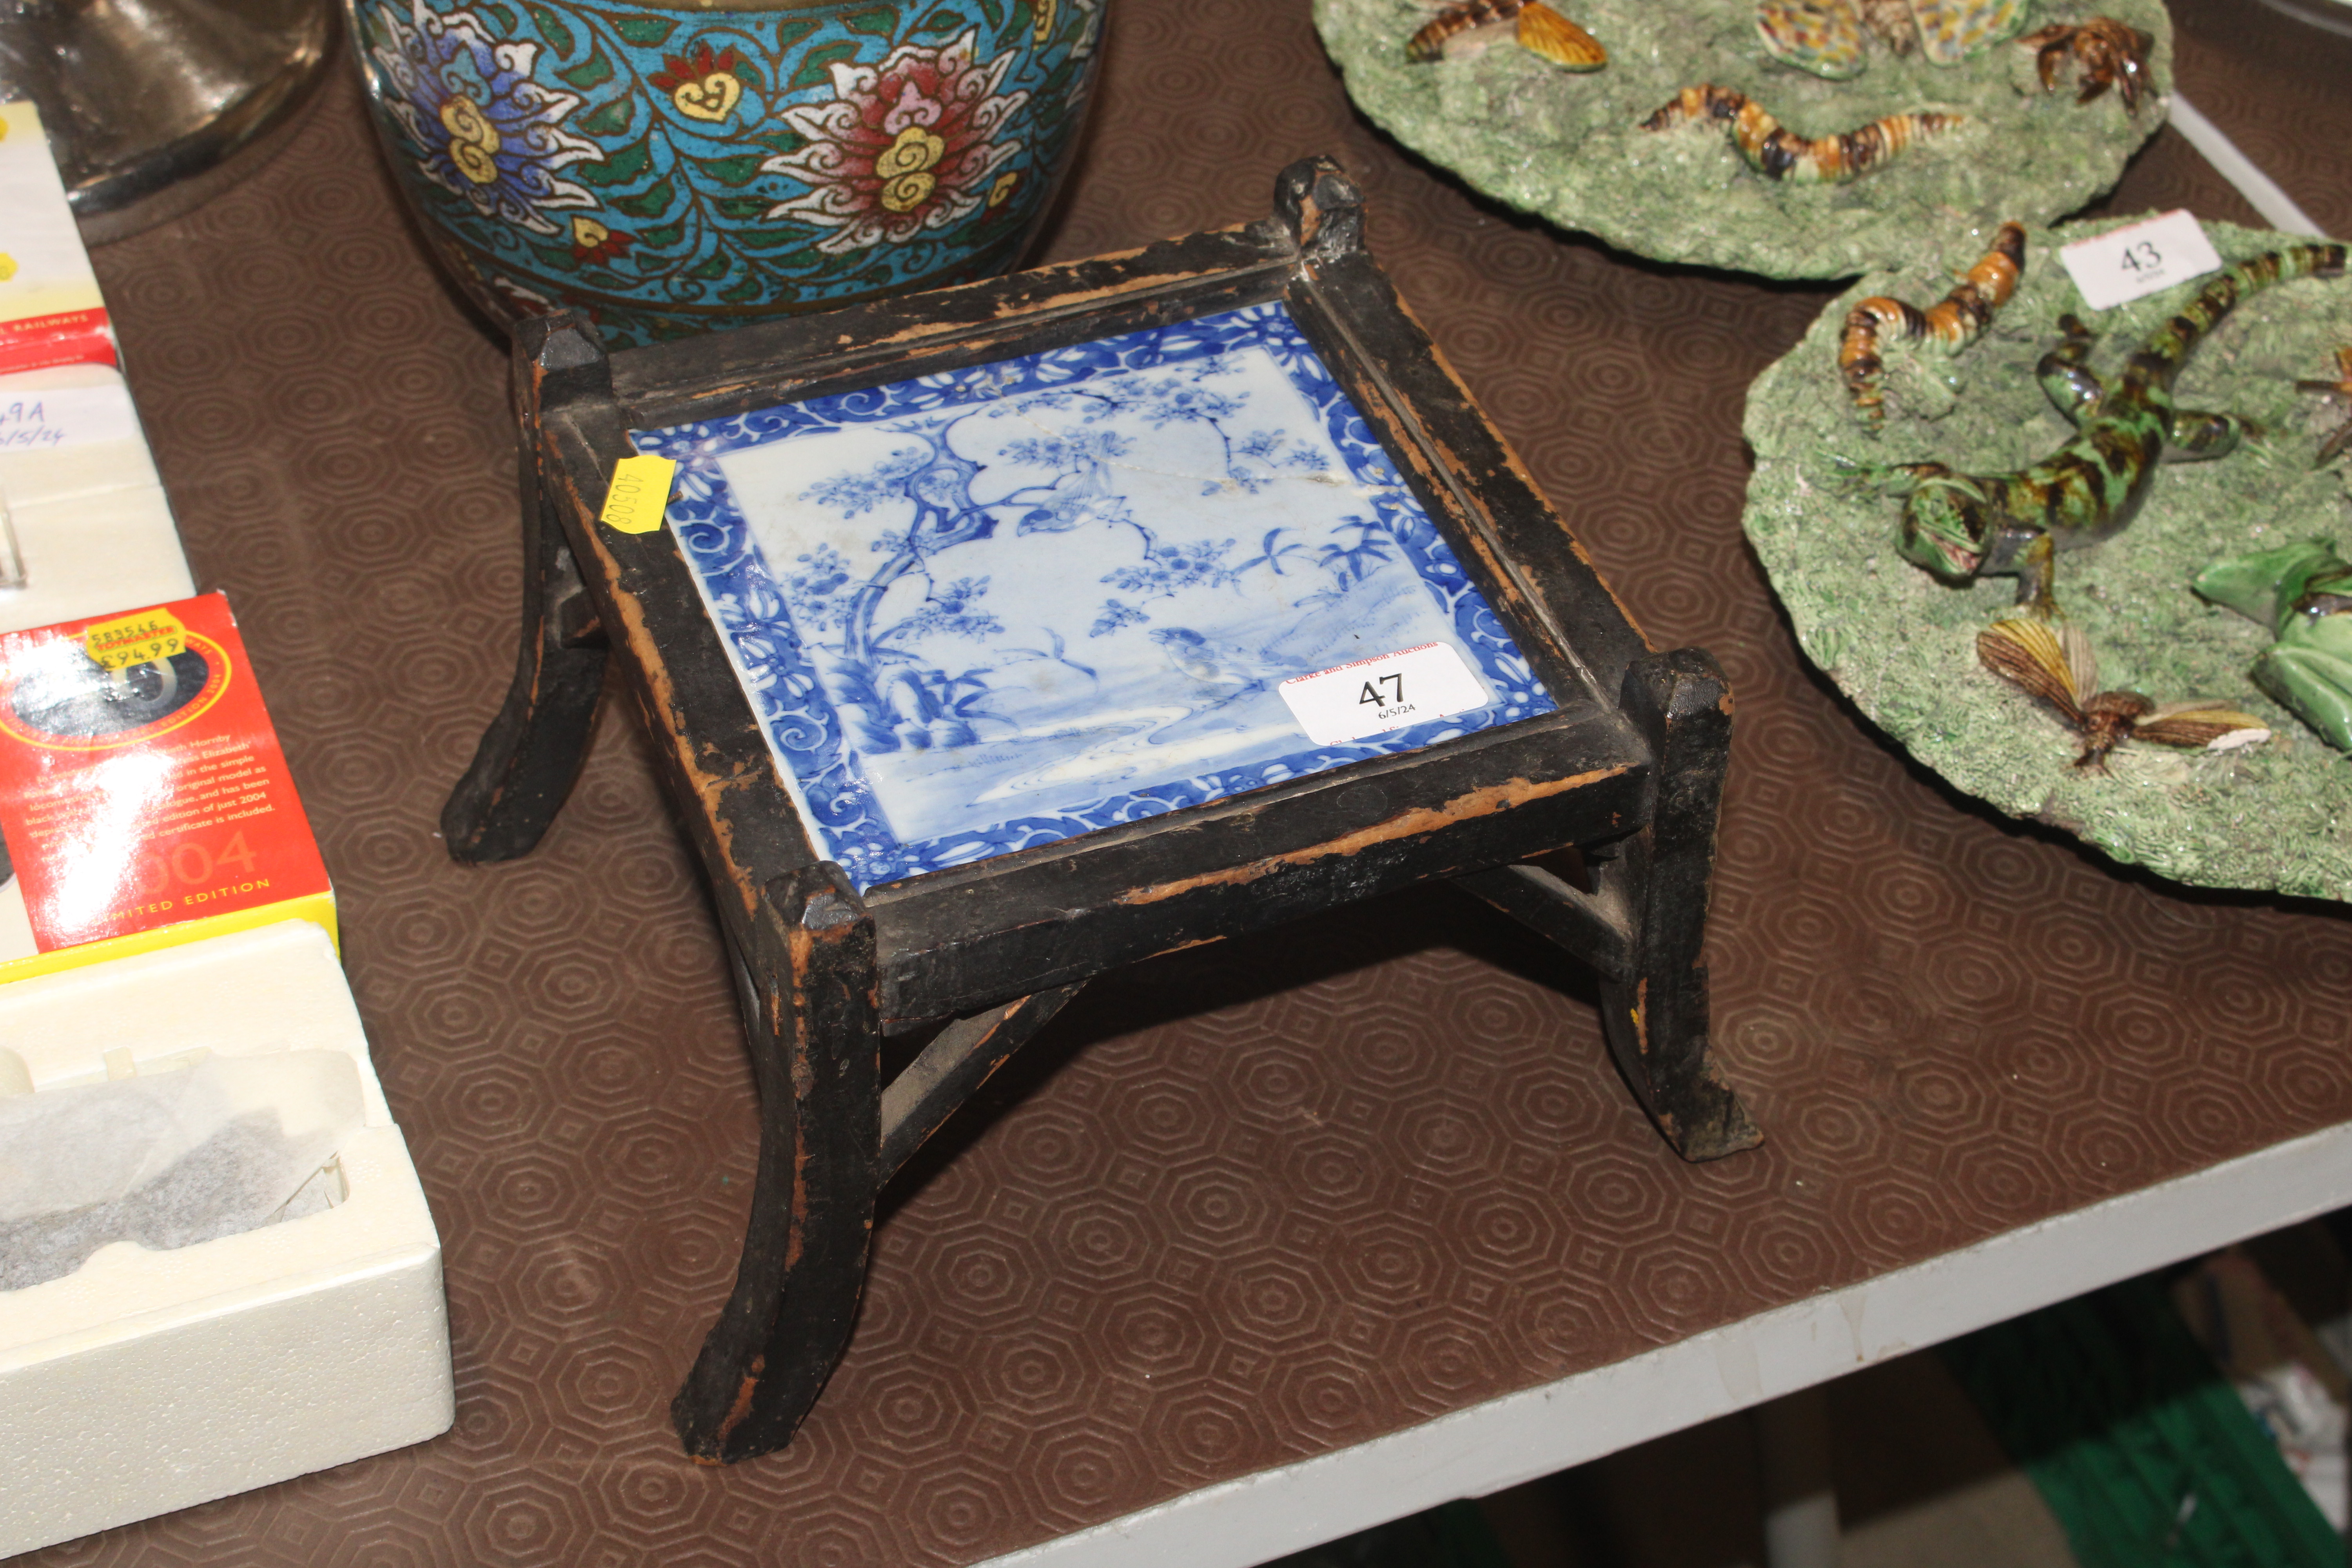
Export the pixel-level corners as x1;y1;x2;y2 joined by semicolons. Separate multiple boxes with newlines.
444;157;1761;1464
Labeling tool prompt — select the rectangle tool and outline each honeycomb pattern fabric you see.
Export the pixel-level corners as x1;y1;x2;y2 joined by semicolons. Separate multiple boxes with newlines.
31;0;2352;1561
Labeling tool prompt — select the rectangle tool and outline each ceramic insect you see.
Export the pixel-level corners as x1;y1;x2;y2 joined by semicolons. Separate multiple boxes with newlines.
1855;0;1924;51
2296;347;2352;466
1841;222;2026;425
1406;0;1606;68
2018;17;2154;111
1976;617;2266;770
1755;0;2025;79
2194;538;2352;751
1640;87;1962;182
1878;243;2348;614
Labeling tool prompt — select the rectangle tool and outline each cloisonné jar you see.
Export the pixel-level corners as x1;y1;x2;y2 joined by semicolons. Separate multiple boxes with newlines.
347;0;1103;347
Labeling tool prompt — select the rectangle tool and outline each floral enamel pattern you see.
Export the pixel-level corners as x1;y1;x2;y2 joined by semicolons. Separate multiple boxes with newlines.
369;2;600;234
348;0;1103;348
632;302;1557;889
767;31;1029;254
648;41;744;122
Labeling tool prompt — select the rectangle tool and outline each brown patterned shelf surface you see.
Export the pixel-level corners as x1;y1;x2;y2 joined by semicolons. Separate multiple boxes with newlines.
27;0;2352;1562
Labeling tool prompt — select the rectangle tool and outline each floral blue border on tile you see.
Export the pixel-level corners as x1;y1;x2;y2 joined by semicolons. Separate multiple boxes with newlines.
633;300;1557;891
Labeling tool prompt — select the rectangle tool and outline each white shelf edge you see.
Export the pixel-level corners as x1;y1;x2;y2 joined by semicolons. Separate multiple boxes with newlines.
976;1118;2352;1568
2168;93;2332;239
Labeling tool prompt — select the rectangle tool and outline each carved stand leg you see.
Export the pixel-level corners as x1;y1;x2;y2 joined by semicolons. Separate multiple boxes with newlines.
671;866;1081;1462
1457;647;1761;1161
441;318;611;864
673;864;880;1463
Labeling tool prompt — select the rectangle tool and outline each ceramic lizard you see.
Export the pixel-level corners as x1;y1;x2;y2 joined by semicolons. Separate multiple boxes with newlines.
1883;242;2347;614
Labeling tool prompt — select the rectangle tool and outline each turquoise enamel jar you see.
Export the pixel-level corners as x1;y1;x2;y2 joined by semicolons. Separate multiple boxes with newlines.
346;0;1103;347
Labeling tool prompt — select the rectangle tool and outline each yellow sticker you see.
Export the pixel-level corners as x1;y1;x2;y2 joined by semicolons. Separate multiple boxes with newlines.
599;454;677;535
83;608;187;671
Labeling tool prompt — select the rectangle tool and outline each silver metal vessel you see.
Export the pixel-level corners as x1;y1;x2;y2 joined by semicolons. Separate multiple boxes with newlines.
0;0;334;241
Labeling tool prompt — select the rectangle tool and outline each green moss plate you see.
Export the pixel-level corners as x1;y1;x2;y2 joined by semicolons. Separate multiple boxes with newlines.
1744;216;2352;900
1316;0;2171;279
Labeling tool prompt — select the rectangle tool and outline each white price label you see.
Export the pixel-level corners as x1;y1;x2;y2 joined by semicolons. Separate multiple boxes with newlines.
2060;211;2224;311
0;385;138;451
1279;641;1490;746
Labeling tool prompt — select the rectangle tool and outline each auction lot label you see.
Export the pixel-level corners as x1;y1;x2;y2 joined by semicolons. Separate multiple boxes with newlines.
1279;641;1490;747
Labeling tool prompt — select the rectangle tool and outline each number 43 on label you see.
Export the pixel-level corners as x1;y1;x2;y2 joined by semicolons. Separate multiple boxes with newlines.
2060;211;2223;311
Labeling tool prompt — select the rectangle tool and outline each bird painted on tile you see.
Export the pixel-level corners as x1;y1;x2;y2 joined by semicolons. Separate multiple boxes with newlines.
1149;627;1311;695
1004;459;1126;535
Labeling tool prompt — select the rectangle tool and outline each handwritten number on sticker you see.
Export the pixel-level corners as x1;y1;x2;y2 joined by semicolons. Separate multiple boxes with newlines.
2118;240;2161;276
1357;672;1405;708
600;454;678;535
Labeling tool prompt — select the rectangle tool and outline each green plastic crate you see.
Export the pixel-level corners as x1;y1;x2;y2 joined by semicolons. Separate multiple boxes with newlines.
1942;1277;2341;1568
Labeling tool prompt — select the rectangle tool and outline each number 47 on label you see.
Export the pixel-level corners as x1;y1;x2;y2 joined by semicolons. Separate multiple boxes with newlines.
1279;642;1491;746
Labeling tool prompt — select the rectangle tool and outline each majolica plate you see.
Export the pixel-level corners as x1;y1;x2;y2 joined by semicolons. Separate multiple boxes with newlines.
1314;0;2169;279
1742;216;2352;900
633;300;1557;890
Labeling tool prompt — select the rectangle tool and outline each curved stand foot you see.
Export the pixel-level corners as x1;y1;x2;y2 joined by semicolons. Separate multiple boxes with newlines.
670;868;1089;1462
442;316;612;864
1456;647;1761;1162
673;863;880;1463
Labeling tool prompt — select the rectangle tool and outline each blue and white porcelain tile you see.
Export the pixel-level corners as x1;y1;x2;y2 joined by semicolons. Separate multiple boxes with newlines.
634;301;1555;890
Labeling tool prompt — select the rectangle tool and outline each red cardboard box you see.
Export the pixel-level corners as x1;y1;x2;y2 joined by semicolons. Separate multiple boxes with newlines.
0;592;334;978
